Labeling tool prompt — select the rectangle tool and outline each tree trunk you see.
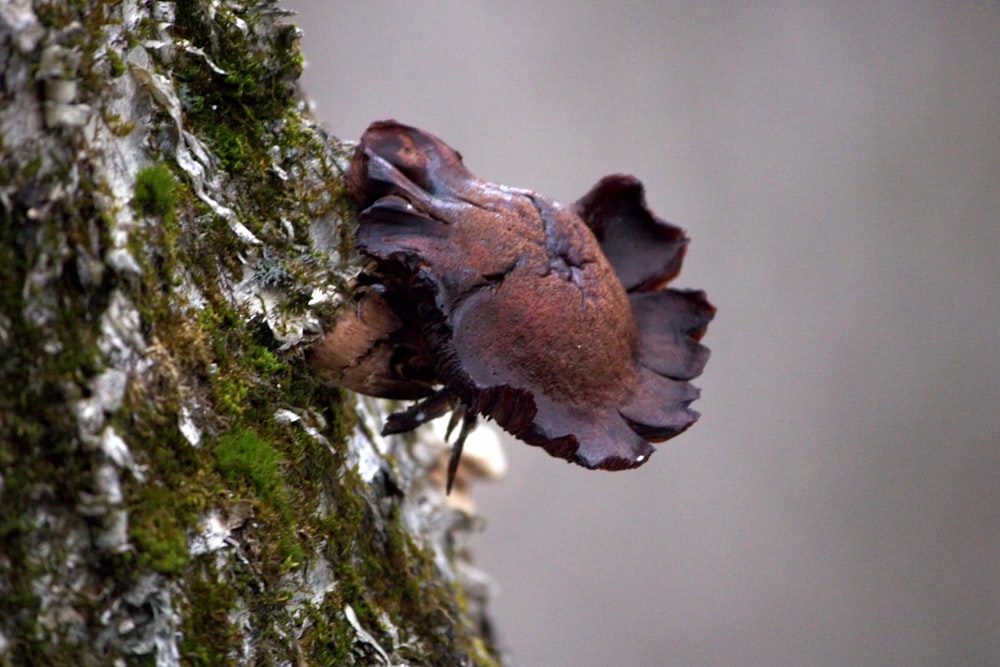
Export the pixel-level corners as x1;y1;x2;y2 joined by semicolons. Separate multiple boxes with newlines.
0;2;500;665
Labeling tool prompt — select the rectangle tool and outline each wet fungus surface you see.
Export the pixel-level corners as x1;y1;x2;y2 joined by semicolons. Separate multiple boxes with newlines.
310;120;714;490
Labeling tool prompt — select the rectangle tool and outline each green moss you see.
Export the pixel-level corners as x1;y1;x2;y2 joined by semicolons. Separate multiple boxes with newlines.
299;603;356;664
167;0;321;246
106;48;126;77
209;124;253;172
215;429;289;513
129;485;192;576
212;375;250;419
178;562;240;667
133;164;178;218
247;345;284;376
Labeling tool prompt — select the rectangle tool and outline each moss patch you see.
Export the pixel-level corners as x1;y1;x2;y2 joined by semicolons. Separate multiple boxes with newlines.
178;561;240;667
216;429;289;513
129;485;193;576
133;164;178;219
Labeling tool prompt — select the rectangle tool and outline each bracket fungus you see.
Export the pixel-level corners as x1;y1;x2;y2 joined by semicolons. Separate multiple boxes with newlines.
310;121;714;491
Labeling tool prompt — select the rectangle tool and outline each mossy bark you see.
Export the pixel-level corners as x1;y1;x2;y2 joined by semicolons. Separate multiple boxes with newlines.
0;2;500;665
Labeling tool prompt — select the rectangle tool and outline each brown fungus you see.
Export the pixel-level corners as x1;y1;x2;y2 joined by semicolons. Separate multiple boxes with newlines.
311;120;714;491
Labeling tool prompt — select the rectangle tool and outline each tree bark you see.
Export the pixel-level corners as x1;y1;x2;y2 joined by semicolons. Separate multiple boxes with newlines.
0;2;500;665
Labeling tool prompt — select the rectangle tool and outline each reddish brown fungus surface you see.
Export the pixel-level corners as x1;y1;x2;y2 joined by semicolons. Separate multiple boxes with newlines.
310;120;714;488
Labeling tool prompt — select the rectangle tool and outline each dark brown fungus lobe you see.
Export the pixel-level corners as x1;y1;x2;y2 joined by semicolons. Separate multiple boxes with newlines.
310;120;715;491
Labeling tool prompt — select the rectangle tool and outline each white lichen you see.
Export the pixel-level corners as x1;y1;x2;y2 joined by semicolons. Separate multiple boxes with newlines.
343;604;392;666
177;405;202;447
188;511;229;556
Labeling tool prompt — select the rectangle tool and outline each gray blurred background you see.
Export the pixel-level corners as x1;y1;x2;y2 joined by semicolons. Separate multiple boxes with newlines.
282;3;999;665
